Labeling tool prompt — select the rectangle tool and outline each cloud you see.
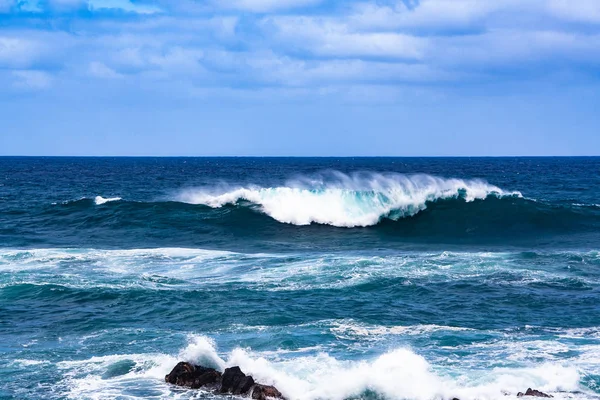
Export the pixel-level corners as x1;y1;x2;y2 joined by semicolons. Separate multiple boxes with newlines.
264;17;427;59
430;29;600;70
217;0;323;12
244;54;459;86
88;61;123;78
0;0;599;103
47;0;87;9
0;36;43;68
347;0;506;31
344;0;600;33
147;46;206;74
0;0;13;12
547;0;600;23
12;69;53;89
9;0;162;13
0;31;77;70
88;0;162;14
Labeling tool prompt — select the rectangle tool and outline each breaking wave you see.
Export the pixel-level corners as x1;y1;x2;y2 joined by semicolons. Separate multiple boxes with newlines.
94;196;122;205
55;335;591;400
176;173;521;227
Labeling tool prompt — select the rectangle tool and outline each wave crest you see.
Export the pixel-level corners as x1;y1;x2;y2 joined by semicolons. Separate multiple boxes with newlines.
94;196;122;205
176;172;521;227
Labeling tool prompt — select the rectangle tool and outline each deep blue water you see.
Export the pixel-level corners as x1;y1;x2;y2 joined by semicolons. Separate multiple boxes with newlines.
1;157;599;400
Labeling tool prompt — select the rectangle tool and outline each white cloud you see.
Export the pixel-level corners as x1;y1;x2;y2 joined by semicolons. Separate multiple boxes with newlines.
88;0;162;14
431;29;600;68
547;0;600;23
211;16;239;40
0;37;43;68
0;30;78;71
218;0;322;12
48;0;87;8
2;0;600;100
88;61;123;78
246;55;459;86
258;1;600;72
147;47;205;73
346;0;600;31
348;0;507;30
0;0;13;13
317;31;426;59
12;70;53;89
265;17;427;59
111;46;147;69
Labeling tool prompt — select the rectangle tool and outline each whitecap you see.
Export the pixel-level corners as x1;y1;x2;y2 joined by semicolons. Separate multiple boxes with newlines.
175;172;521;227
94;196;122;205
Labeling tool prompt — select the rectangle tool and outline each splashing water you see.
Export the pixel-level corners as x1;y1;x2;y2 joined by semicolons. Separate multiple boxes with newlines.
176;173;521;227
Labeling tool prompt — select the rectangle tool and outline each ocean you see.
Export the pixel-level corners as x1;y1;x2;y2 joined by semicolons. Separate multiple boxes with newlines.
1;157;599;400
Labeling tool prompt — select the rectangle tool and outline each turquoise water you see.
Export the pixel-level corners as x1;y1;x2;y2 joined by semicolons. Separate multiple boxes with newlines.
1;157;599;400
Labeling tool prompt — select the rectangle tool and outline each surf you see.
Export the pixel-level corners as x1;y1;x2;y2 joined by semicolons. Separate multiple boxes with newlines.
175;172;522;227
54;334;590;400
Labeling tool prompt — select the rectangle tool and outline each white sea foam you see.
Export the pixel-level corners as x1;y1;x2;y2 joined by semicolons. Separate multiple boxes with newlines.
176;173;521;227
55;335;593;400
1;248;597;291
328;319;474;340
94;196;122;205
11;359;49;366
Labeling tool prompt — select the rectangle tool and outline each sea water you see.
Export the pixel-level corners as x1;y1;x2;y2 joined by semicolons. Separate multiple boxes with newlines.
1;157;599;400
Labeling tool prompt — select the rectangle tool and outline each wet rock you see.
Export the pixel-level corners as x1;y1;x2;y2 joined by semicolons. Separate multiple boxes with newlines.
517;389;553;398
190;369;222;390
252;384;284;400
166;362;284;399
220;366;255;395
165;361;221;389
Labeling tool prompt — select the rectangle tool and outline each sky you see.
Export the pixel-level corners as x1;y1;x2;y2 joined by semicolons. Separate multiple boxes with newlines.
0;0;599;156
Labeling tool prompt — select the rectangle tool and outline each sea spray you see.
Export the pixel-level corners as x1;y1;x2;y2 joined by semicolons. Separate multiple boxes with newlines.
176;172;522;227
55;334;586;400
94;196;122;205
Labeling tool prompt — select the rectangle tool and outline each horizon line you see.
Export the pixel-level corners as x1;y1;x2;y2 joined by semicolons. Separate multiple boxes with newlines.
1;155;599;158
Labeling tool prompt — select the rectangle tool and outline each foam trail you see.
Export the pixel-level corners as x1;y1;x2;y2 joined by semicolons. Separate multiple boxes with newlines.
94;196;122;205
177;172;521;227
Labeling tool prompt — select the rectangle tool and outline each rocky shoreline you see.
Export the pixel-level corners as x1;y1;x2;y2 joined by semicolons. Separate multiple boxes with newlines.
165;362;284;400
165;361;553;400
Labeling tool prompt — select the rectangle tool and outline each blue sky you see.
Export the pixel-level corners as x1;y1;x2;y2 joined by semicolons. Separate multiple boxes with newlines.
0;0;599;156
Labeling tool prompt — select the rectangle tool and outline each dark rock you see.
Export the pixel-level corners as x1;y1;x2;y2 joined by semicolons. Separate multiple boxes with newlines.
166;362;284;398
220;366;255;395
190;369;222;389
165;361;194;386
252;384;284;400
165;361;221;389
517;389;553;398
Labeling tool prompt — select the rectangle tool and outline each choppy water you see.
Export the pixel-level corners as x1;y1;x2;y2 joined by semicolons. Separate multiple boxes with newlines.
1;157;599;400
